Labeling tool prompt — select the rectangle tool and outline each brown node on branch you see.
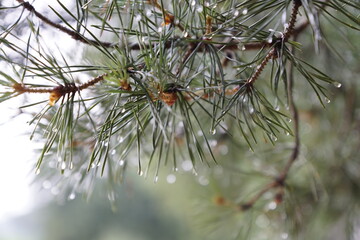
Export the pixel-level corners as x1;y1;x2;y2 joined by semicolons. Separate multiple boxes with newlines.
162;13;175;26
49;86;65;106
213;196;227;206
205;15;212;36
119;79;132;91
158;83;180;106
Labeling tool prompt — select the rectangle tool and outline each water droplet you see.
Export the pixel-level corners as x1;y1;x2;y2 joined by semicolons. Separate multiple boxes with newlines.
69;162;74;170
135;14;142;22
241;45;246;51
51;187;60;195
275;105;280;111
219;145;228;155
138;170;143;176
42;180;52;189
209;140;218;147
242;8;248;15
249;107;254;114
108;191;116;202
154;176;159;183
270;134;278;141
121;108;126;113
68;193;76;200
234;10;239;17
286;117;292;123
146;10;152;17
35;168;41;175
197;130;203;136
212;3;217;9
204;1;210;7
210;128;216;135
191;0;196;6
183;32;189;37
173;167;178;172
196;5;203;12
91;163;96;168
61;162;66;170
268;201;277;210
111;149;116;155
198;176;209;186
167;174;176;184
157;27;163;33
281;233;289;239
119;136;124;143
119;160;125;166
285;131;290;136
325;97;331;103
267;38;273;43
333;82;342;88
181;160;193;171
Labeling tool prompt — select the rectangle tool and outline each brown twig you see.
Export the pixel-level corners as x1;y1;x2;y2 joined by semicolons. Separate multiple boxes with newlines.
13;73;109;105
17;0;115;48
232;0;302;211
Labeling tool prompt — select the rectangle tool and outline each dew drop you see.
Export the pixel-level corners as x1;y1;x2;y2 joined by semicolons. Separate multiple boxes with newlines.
69;162;74;170
249;107;255;114
138;170;143;176
191;0;196;7
146;10;152;17
61;162;66;170
167;174;176;184
68;193;76;200
196;5;203;12
219;145;228;155
173;167;179;172
325;97;331;104
210;128;216;135
275;105;280;111
181;160;193;171
119;160;125;166
241;45;246;51
198;176;209;186
35;168;41;175
285;131;290;136
42;180;52;189
242;8;248;15
281;233;289;239
111;149;116;155
333;82;342;88
135;14;142;22
154;176;159;183
234;10;239;17
204;1;210;7
157;27;163;33
268;201;277;210
286;117;292;123
270;134;278;142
